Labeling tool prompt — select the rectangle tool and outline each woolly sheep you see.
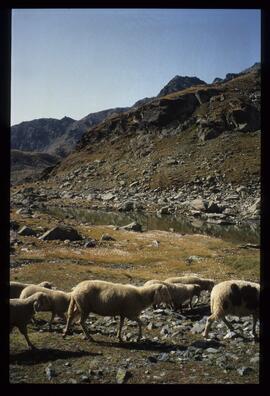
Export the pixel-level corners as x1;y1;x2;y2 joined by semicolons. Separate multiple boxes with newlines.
20;285;73;330
203;280;260;340
10;292;51;350
144;279;201;312
164;276;215;292
165;275;215;304
63;280;173;342
10;281;54;299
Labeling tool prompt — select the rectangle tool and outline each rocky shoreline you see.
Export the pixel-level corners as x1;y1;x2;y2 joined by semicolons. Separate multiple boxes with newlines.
11;174;260;228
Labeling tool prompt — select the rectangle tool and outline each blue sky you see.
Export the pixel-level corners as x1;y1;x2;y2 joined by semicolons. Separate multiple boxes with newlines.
11;9;260;125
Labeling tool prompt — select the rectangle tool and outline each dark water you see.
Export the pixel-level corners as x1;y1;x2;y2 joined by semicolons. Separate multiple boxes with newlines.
43;207;260;245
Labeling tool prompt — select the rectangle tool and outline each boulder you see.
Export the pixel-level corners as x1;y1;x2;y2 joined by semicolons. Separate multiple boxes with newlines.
190;198;208;211
18;226;37;236
121;222;142;232
100;234;116;241
39;225;83;241
101;193;115;201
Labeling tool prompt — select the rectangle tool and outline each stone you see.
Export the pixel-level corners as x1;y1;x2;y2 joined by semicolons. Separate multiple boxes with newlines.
158;206;171;215
100;234;116;241
191;322;206;334
116;368;131;384
39;225;83;241
18;226;37;236
206;348;219;353
121;222;142;232
190;198;208;211
250;356;260;364
101;193;115;201
45;364;57;380
84;240;96;248
237;367;253;376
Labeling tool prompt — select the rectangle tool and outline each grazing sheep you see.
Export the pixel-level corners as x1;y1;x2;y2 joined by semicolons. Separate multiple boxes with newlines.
20;285;72;330
63;280;173;342
10;292;51;350
203;280;260;340
144;280;201;311
10;281;54;299
164;276;215;303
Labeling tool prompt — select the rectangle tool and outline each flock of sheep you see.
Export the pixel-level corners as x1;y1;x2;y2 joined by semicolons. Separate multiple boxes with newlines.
10;275;260;351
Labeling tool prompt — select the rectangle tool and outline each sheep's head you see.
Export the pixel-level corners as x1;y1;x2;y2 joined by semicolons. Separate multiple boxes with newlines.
193;284;201;297
39;281;54;289
207;280;215;291
154;285;173;306
33;292;51;312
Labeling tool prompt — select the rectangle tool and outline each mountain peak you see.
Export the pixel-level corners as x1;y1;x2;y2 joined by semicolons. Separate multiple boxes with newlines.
157;75;206;97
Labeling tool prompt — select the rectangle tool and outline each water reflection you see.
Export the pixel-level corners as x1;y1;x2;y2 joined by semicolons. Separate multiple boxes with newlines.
44;207;260;245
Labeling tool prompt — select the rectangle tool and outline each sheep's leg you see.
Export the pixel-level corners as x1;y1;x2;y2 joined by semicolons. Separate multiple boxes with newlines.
136;318;142;342
49;312;55;331
203;314;215;338
252;314;259;340
19;325;36;350
79;312;94;341
117;316;124;342
63;306;78;337
189;298;193;310
193;295;199;307
222;316;235;332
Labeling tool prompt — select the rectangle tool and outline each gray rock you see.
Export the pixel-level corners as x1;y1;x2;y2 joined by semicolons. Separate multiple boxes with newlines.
39;225;83;241
121;222;142;232
250;356;260;364
116;368;131;384
206;347;219;353
191;322;206;334
45;364;57;380
101;193;115;201
237;367;253;376
100;234;116;241
84;239;96;248
18;226;37;236
190;198;208;211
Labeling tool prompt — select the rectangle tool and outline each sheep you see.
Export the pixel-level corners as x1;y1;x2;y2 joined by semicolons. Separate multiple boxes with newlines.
164;276;215;304
10;292;51;350
63;280;173;342
20;285;73;330
165;276;215;292
144;279;201;312
10;281;54;299
203;280;260;340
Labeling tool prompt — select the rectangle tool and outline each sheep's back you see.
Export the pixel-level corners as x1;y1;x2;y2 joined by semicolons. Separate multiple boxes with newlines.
72;281;143;317
211;280;259;316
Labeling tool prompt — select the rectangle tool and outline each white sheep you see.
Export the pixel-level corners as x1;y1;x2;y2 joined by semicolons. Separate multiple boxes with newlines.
20;285;72;330
63;280;173;342
10;281;54;299
203;280;260;340
165;276;215;291
144;279;201;312
10;292;51;350
165;275;215;304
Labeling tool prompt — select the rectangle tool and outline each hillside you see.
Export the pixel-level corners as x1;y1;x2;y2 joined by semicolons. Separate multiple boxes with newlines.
11;150;60;184
11;108;129;158
47;69;260;188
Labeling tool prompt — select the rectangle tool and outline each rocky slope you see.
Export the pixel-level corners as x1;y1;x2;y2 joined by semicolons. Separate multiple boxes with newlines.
11;150;60;184
25;67;259;225
11;108;129;158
